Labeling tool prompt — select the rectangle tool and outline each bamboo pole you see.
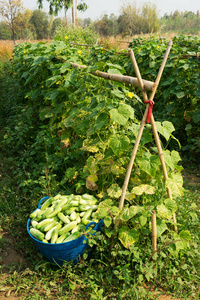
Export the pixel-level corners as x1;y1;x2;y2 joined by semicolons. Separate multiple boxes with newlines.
152;210;157;252
129;41;178;233
118;105;149;211
69;62;155;91
150;115;178;232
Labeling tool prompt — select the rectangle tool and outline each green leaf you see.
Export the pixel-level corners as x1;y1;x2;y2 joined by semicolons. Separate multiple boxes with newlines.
157;219;168;237
176;91;185;98
131;184;155;195
139;155;160;177
118;226;139;249
109;135;130;156
120;206;138;222
118;104;135;120
108;68;123;75
179;230;192;241
60;62;71;73
164;198;177;214
86;156;99;174
155;121;175;141
104;216;112;228
163;150;181;170
107;184;122;199
139;215;147;227
165;173;184;196
193;109;200;123
157;204;172;220
110;108;128;125
111;89;124;99
94;113;109;130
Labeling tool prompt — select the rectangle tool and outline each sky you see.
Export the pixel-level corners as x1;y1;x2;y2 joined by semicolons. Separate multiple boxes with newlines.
22;0;200;20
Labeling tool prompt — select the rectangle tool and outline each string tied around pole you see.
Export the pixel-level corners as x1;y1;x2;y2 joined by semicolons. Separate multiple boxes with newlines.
144;100;155;123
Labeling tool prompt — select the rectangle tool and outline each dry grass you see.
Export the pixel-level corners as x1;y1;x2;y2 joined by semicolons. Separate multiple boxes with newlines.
0;39;52;61
0;40;15;60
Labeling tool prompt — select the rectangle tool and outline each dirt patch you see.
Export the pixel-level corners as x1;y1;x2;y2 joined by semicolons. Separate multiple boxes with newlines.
0;232;24;273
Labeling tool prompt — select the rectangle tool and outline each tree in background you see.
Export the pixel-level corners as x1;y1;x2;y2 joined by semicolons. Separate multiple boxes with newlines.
0;0;24;43
15;9;33;40
118;2;141;36
0;21;12;39
30;9;49;39
37;0;88;26
141;2;159;33
94;14;118;37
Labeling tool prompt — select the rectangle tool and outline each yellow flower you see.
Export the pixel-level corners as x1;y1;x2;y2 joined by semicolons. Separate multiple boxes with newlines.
65;35;68;40
56;81;60;85
23;51;26;54
78;50;82;56
157;46;159;49
127;92;134;99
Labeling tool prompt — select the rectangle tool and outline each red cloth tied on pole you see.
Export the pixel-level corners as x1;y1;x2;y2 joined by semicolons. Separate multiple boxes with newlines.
144;100;155;123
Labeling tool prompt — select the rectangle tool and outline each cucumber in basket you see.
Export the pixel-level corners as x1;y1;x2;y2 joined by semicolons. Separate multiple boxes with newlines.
29;194;101;244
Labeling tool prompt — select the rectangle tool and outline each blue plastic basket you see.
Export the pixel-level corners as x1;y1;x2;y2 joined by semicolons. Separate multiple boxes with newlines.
27;197;103;266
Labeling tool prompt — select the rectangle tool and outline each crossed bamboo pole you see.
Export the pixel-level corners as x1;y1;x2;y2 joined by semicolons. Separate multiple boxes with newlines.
115;41;177;251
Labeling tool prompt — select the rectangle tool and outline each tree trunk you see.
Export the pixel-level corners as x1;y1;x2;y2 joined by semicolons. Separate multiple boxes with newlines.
72;0;75;26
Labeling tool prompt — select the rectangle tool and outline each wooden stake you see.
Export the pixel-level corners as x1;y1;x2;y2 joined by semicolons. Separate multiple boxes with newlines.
124;42;178;233
69;61;155;91
152;210;157;252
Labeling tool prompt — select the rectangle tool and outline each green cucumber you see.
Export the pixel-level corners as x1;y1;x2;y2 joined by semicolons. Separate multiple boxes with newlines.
47;206;62;218
63;232;81;243
41;207;54;219
43;220;58;232
79;204;98;212
30;208;41;219
71;223;85;233
45;223;62;241
50;228;59;244
40;197;54;211
57;212;71;224
36;218;54;230
31;220;38;228
70;211;77;221
82;208;93;225
56;232;70;244
58;221;77;236
30;228;44;241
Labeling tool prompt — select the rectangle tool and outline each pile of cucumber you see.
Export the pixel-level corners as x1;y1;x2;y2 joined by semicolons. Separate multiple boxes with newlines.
29;194;100;244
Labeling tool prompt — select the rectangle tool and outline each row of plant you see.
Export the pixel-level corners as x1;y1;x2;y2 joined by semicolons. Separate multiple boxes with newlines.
0;34;199;299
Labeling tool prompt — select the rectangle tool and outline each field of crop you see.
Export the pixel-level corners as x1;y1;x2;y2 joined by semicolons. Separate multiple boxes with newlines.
0;33;200;299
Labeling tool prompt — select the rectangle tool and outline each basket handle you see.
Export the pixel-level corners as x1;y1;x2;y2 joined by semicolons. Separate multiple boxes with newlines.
85;222;97;232
38;196;49;208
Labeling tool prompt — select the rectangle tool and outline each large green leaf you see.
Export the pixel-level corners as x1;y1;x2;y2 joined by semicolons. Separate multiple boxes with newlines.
109;135;130;156
139;154;160;177
94;113;109;130
193;109;200;123
155;121;175;141
120;206;138;222
164;198;177;214
86;156;99;174
118;104;135;120
119;226;139;248
110;104;134;125
165;173;184;196
107;184;122;199
110;108;127;125
157;219;168;237
163;150;181;170
131;184;155;195
157;203;172;220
